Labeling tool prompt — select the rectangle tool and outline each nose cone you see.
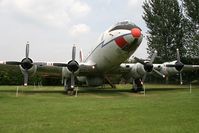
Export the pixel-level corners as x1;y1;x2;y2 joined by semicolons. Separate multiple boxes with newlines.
131;28;141;38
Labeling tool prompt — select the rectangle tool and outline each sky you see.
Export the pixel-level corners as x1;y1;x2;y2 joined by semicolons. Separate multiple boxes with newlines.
0;0;148;62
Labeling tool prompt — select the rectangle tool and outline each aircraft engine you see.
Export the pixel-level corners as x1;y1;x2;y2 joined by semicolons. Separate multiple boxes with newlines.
62;67;72;79
130;63;146;79
133;50;165;81
20;59;37;78
158;64;179;76
20;57;33;70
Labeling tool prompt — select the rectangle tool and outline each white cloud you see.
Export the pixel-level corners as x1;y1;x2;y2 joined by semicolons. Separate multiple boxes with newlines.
0;0;91;28
105;0;112;5
67;1;91;18
0;0;148;61
128;0;142;6
70;24;90;36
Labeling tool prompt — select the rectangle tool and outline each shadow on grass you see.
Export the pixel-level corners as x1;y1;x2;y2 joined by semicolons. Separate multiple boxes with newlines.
0;87;133;95
146;84;196;92
78;87;133;95
0;85;192;95
146;88;187;92
0;89;66;95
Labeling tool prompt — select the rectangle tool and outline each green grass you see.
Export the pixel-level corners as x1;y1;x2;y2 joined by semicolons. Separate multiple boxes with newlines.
0;84;199;133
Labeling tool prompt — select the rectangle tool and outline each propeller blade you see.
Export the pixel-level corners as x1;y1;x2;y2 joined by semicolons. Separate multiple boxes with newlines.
165;49;184;71
180;72;183;85
176;48;180;62
23;70;28;86
72;45;76;61
153;69;165;78
5;61;22;65
149;50;157;64
71;72;75;88
26;43;29;59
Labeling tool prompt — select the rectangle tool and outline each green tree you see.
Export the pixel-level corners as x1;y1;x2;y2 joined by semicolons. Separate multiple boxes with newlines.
183;0;199;24
182;0;199;58
143;0;186;62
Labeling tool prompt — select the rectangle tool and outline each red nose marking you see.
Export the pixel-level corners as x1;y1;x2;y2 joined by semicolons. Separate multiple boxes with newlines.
131;28;141;38
115;36;128;48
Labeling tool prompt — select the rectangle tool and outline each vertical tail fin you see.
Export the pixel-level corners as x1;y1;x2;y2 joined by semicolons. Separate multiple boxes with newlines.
79;49;84;62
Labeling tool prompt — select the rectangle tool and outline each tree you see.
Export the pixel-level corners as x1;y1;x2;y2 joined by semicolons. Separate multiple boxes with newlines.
183;0;199;25
182;0;199;58
142;0;186;62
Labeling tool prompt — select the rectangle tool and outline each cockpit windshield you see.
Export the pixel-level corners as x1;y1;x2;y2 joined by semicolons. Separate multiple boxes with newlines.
108;20;140;32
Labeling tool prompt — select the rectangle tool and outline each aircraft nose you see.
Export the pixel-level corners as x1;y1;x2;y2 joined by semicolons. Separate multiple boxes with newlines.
131;28;141;38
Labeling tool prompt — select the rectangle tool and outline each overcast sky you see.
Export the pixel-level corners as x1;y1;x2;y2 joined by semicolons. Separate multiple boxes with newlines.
0;0;148;62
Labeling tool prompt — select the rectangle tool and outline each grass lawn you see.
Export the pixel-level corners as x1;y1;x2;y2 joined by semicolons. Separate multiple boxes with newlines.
0;84;199;133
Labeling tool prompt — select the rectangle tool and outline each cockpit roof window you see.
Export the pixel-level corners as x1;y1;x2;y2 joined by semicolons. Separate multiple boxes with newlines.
108;21;140;32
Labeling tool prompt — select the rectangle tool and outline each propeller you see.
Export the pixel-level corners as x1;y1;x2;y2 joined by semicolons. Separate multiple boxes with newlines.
166;49;184;71
69;46;78;88
21;43;33;86
5;42;33;86
134;50;165;82
53;45;79;89
166;49;184;84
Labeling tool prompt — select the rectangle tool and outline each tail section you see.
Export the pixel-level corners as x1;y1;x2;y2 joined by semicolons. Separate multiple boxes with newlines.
79;49;84;62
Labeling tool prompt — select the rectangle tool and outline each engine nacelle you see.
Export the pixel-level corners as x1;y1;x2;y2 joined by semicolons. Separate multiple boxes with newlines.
157;62;179;76
160;65;178;76
130;63;146;79
62;67;71;79
62;67;79;79
20;64;37;76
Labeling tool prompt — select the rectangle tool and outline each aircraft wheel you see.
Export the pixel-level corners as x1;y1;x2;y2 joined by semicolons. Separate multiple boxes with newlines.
67;89;75;96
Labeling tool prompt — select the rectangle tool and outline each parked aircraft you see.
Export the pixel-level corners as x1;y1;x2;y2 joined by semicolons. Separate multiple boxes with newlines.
0;20;199;95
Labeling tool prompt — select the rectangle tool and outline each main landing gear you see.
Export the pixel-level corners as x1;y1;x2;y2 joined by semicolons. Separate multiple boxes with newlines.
132;79;144;93
67;88;75;96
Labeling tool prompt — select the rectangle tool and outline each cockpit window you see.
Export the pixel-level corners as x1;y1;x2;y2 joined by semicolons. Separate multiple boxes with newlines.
108;21;140;32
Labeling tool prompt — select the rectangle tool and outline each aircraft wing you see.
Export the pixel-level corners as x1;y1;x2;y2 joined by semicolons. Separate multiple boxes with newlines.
153;62;199;76
117;62;199;79
39;61;97;76
182;65;199;71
